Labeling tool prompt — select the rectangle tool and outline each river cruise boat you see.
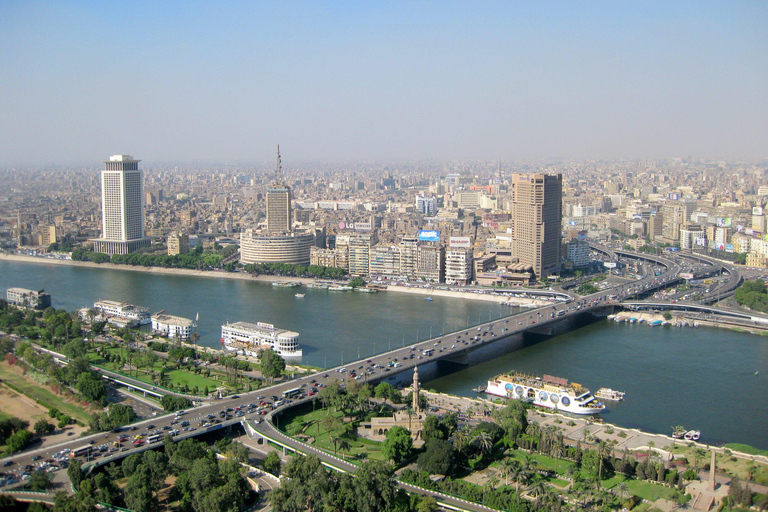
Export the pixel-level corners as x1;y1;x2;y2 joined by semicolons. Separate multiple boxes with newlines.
486;371;605;415
595;388;626;401
272;281;300;288
93;300;151;325
684;430;701;441
221;321;302;358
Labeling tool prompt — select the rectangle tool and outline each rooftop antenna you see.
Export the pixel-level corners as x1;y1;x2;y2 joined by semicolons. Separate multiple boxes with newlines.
274;144;283;186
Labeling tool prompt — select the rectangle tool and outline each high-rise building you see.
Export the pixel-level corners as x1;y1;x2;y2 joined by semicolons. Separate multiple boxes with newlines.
510;173;562;279
167;232;190;255
90;155;150;255
266;146;291;233
415;195;437;216
445;247;473;285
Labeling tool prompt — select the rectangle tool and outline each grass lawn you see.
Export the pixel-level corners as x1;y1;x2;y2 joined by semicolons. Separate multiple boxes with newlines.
503;450;575;476
281;407;387;463
87;350;222;393
671;443;768;485
603;475;679;501
0;362;92;424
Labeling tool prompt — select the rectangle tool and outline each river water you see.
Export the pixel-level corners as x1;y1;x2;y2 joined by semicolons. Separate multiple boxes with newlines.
2;259;767;449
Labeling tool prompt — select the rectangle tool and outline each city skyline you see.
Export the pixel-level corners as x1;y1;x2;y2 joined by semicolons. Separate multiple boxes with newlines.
2;2;767;166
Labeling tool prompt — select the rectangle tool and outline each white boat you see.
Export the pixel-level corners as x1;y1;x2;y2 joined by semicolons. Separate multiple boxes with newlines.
94;300;151;325
485;371;605;415
684;430;701;441
295;293;305;298
595;388;625;401
221;321;302;358
328;285;353;291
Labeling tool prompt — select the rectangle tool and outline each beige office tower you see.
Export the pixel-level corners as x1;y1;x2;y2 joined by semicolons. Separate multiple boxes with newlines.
266;146;291;233
90;155;151;255
510;173;563;280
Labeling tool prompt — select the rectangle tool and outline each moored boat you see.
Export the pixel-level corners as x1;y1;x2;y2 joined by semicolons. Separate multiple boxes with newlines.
485;371;605;415
295;293;305;298
595;388;625;401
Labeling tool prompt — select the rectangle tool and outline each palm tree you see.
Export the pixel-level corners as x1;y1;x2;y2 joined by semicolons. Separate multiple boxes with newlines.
529;478;548;504
647;440;656;464
500;458;518;486
337;438;351;460
473;431;494;458
616;482;631;502
597;439;611;487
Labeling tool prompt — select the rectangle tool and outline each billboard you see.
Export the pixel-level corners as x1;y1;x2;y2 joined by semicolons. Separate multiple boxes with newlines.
680;272;695;280
754;207;764;216
668;193;680;200
418;230;440;242
716;217;732;227
338;221;372;231
603;262;617;269
568;220;578;226
449;236;471;248
726;244;734;253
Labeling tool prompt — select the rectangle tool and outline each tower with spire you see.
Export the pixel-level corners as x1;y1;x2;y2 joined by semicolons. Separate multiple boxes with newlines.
266;145;292;233
412;366;421;413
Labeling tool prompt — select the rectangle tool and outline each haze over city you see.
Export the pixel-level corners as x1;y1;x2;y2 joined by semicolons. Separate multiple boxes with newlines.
2;1;767;166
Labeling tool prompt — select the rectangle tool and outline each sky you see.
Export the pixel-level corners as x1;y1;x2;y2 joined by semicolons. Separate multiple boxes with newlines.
1;1;767;166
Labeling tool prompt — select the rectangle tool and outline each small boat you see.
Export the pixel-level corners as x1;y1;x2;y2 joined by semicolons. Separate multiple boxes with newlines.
672;426;686;439
295;293;305;298
683;430;700;441
473;385;487;393
595;388;625;401
425;297;433;301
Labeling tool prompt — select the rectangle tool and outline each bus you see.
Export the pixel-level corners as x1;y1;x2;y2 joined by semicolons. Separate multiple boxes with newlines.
422;349;434;356
282;387;302;399
147;434;162;444
71;445;92;458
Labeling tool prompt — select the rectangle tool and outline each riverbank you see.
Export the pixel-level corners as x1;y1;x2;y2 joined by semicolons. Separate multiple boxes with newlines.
1;252;546;306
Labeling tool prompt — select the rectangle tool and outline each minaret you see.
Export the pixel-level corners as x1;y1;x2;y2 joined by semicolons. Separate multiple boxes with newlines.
412;366;421;413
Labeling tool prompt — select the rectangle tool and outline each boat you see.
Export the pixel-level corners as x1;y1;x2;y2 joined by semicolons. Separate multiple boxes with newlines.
220;321;302;358
650;320;663;326
425;297;433;301
295;293;305;298
354;287;378;293
328;285;353;291
306;282;330;289
472;385;487;393
94;300;151;325
672;426;687;439
272;281;300;288
485;371;605;414
595;388;625;401
683;430;701;441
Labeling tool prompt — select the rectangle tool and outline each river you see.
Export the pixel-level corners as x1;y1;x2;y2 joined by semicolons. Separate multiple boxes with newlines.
2;259;766;449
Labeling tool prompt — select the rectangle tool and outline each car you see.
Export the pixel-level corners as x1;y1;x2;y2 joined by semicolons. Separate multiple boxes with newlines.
32;455;42;461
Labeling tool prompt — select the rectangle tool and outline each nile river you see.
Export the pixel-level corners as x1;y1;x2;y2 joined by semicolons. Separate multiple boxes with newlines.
2;259;767;450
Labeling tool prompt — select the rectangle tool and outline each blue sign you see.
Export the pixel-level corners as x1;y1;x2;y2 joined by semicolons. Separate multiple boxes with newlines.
418;230;440;242
568;221;578;226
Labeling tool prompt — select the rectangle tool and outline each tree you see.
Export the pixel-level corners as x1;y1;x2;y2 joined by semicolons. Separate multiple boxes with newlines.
382;426;413;464
34;418;55;436
259;349;286;384
6;428;33;453
416;495;440;512
161;395;193;412
68;459;84;491
75;371;107;403
263;451;282;476
28;469;53;491
417;438;455;475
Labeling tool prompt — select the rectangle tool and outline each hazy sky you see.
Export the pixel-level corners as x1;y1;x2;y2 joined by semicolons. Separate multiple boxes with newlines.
2;1;767;166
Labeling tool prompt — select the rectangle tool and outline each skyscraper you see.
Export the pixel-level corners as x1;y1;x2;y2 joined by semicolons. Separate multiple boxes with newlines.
510;173;562;279
90;155;150;255
266;146;291;233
